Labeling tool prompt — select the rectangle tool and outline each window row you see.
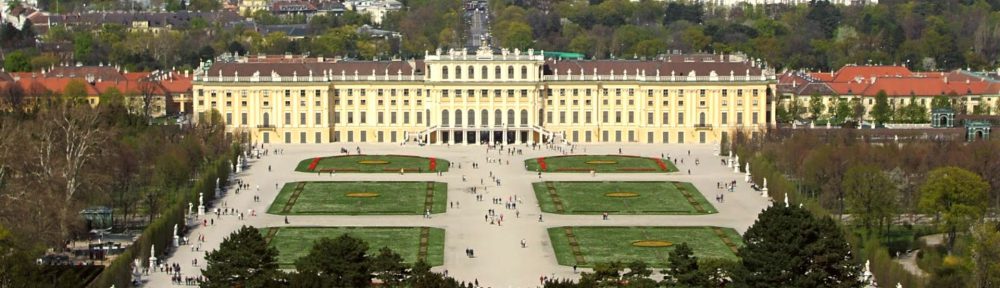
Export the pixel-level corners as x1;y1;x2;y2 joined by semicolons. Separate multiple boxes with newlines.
334;111;426;125
438;65;530;80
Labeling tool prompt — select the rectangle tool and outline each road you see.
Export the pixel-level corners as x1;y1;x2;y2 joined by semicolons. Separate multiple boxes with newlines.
465;0;490;51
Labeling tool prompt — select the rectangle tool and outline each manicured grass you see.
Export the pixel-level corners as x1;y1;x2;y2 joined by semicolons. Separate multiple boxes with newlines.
262;227;445;268
524;155;678;173
547;226;743;268
267;181;447;215
295;155;450;173
533;181;716;215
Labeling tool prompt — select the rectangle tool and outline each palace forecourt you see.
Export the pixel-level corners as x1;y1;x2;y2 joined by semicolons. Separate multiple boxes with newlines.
191;45;776;146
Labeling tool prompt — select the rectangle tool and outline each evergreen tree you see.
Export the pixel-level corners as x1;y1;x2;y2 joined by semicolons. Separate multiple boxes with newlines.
201;226;283;288
734;205;861;288
871;90;892;126
294;234;372;287
371;246;409;286
663;242;700;287
406;260;463;288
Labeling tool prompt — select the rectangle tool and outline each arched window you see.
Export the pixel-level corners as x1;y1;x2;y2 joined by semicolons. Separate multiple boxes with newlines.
441;66;449;80
521;66;528;79
495;66;501;79
263;112;270;127
455;66;462;79
481;109;489;126
494;109;502;126
468;66;475;80
441;110;450;126
468;110;475;126
507;109;515;126
455;109;463;126
507;66;514;79
481;66;489;80
520;109;528;126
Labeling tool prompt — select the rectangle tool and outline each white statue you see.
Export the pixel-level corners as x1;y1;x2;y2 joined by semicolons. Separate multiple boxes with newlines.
745;162;750;175
188;202;193;215
173;225;177;237
784;193;790;206
198;193;205;216
733;155;740;173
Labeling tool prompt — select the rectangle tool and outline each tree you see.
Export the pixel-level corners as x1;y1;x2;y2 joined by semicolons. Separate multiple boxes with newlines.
137;79;159;119
776;102;791;123
202;226;282;288
808;94;825;121
931;95;952;110
970;222;1000;288
918;166;989;251
871;90;892;126
623;260;656;287
842;165;897;233
663;242;700;287
789;99;806;121
294;234;371;287
61;80;88;103
370;247;408;286
851;98;865;122
734;205;861;288
2;51;30;72
834;98;851;124
405;260;461;288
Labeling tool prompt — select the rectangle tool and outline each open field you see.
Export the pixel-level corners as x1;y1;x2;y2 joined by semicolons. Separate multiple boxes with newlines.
533;181;716;214
295;155;450;173
262;227;445;268
266;181;447;215
548;226;743;268
524;155;678;173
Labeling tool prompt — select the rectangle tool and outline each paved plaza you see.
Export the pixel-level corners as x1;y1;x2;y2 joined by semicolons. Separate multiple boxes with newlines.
146;143;770;287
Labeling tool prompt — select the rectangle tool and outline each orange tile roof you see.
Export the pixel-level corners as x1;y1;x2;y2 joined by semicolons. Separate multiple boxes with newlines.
831;65;912;83
159;74;192;94
15;77;100;96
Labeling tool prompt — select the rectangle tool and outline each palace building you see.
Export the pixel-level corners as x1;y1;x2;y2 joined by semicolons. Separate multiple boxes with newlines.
191;46;777;145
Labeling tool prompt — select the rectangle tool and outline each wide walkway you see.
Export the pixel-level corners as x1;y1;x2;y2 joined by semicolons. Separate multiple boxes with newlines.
145;143;770;287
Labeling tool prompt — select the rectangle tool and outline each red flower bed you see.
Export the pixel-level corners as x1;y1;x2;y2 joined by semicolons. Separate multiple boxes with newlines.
307;157;321;171
537;158;548;171
655;158;668;171
429;158;437;171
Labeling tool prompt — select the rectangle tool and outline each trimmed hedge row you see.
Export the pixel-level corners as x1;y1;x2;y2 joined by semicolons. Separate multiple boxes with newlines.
88;155;232;288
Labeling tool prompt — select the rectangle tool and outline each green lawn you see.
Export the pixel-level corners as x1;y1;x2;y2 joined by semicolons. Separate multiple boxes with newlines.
524;155;678;173
267;181;447;215
262;227;445;268
547;226;743;268
295;155;450;173
533;181;716;214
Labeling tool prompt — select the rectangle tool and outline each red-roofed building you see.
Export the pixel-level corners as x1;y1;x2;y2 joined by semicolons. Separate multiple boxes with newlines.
777;65;1000;123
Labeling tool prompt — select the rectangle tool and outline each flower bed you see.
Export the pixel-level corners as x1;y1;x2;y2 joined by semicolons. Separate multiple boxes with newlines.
429;158;437;171
307;157;321;171
537;158;548;171
654;159;668;171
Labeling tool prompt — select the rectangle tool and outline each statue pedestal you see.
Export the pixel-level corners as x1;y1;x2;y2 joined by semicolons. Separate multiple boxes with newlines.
198;205;205;216
761;188;769;198
149;256;156;272
173;236;179;247
745;174;751;183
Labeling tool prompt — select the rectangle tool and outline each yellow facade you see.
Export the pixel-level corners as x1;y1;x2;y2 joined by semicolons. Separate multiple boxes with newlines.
192;49;776;144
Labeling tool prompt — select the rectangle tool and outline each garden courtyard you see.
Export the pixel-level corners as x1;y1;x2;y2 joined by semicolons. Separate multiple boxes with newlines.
150;144;770;287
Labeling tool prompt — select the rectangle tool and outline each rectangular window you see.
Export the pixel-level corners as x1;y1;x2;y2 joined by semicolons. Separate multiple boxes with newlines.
602;111;609;123
300;132;306;144
347;131;354;142
559;112;566;123
315;132;322;143
416;112;423;124
360;112;367;124
404;112;410;124
628;131;635;142
752;112;759;124
300;113;306;125
378;112;384;124
628;111;634;123
677;112;684;125
285;132;291;143
315;113;322;125
615;131;622;142
662;112;669;124
647;131;654;143
737;112;744;125
586;112;592;123
347;112;354;124
285;113;291;125
662;132;669;143
573;112;579;124
647;112;654;125
360;131;367;142
226;113;232;125
241;113;247;125
721;112;728;125
678;132;684;143
391;112;397;124
547;112;553;123
615;111;622;123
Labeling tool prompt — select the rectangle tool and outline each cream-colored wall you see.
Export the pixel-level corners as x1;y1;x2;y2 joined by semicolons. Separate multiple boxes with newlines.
193;82;333;144
783;94;1000;120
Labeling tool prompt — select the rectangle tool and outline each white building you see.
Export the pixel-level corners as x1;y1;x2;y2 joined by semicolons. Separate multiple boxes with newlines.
344;0;401;25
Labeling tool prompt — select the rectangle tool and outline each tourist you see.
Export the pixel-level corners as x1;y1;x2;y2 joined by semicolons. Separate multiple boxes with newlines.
521;239;526;248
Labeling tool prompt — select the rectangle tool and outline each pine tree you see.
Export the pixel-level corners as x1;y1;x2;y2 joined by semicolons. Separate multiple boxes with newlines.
294;234;372;287
734;205;861;288
871;90;892;126
371;246;409;286
663;242;701;287
201;226;282;288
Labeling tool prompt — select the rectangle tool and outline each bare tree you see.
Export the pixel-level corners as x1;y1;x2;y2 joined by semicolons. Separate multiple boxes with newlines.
30;105;107;243
137;78;160;120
